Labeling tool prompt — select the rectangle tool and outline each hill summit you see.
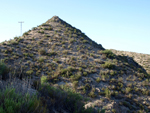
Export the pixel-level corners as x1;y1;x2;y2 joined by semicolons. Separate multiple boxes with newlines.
47;15;64;23
0;16;150;113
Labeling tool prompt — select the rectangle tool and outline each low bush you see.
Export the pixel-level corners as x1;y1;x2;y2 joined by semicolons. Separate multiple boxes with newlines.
105;88;111;98
88;88;97;98
38;49;46;55
101;50;115;58
38;31;44;34
23;32;29;35
0;60;9;80
48;51;57;56
59;66;75;78
82;40;88;43
0;87;46;113
96;77;101;83
26;70;33;75
48;27;53;30
38;57;45;63
102;61;114;69
39;83;94;113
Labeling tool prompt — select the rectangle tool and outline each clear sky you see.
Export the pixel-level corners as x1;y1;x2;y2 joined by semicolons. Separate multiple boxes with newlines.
0;0;150;54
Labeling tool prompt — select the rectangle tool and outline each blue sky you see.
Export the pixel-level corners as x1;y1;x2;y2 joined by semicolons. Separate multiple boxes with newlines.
0;0;150;54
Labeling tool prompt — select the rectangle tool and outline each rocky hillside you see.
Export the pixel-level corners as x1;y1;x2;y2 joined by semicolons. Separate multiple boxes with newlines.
0;16;150;113
111;49;150;75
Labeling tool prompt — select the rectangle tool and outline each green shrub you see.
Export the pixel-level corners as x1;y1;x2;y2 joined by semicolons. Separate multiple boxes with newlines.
0;60;8;76
105;88;111;98
38;57;44;62
59;66;75;78
0;61;9;80
112;109;116;113
125;87;132;94
110;70;117;76
41;75;47;85
0;87;46;113
32;27;36;30
88;88;96;98
14;36;19;40
23;32;28;35
48;27;53;30
96;77;101;83
53;58;59;63
26;70;33;75
48;51;57;56
37;40;43;45
39;84;94;113
62;50;68;54
70;72;82;81
11;41;18;45
102;61;114;69
101;50;115;58
38;31;44;34
90;53;94;57
33;80;41;89
41;23;49;26
83;72;88;76
17;38;23;42
82;40;88;43
77;47;80;51
78;67;82;71
69;39;75;43
72;81;78;89
80;37;84;40
38;49;46;55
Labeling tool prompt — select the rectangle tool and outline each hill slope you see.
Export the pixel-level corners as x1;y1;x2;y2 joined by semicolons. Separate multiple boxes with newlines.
0;16;150;113
111;49;150;75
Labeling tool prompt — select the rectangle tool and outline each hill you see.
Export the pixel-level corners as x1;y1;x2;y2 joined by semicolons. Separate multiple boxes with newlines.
111;49;150;75
0;16;150;113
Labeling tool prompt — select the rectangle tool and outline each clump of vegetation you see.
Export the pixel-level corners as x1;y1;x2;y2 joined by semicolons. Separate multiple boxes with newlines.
83;72;88;76
26;70;33;75
101;50;115;58
59;66;75;78
0;87;47;113
38;31;44;34
38;57;45;63
102;61;114;69
0;60;9;80
96;77;101;83
41;23;49;26
104;88;111;98
70;72;82;82
48;51;57;56
38;49;46;55
39;78;94;113
72;81;78;89
23;32;29;35
48;27;53;30
82;40;88;43
53;58;59;63
88;88;97;98
10;40;18;45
